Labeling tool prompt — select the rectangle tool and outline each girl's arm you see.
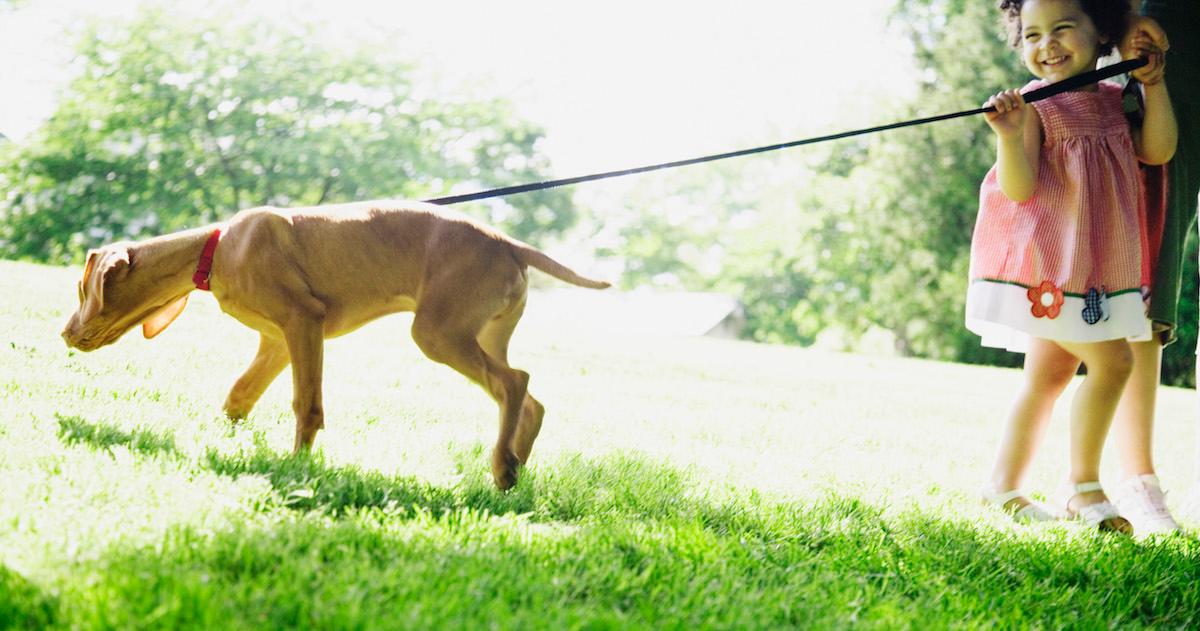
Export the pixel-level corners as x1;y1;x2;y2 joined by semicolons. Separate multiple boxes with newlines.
1136;81;1177;165
985;89;1042;202
1120;15;1176;164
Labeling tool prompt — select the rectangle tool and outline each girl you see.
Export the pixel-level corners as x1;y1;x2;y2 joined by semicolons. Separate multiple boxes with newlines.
968;0;1176;533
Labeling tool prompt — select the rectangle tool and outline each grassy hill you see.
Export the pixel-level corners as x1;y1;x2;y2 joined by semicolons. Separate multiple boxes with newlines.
2;259;1199;628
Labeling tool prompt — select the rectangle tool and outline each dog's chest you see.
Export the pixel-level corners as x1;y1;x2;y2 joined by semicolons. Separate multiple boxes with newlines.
214;296;283;336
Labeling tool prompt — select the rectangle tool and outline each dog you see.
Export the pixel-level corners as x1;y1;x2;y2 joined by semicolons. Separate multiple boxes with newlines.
61;199;610;489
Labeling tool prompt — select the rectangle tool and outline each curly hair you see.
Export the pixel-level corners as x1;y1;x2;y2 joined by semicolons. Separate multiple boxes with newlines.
997;0;1131;56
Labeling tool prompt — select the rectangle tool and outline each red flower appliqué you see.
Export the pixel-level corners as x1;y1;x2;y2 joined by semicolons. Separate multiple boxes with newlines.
1027;280;1064;319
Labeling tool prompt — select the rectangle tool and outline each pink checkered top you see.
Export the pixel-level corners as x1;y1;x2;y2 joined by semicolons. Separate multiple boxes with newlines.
969;80;1150;298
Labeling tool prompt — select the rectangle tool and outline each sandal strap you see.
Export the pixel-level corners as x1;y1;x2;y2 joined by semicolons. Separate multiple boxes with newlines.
1013;502;1056;522
1061;480;1105;507
1075;501;1122;527
982;488;1025;506
983;488;1057;522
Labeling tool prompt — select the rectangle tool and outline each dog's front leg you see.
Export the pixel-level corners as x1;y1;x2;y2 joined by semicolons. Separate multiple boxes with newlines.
224;333;290;421
283;317;325;452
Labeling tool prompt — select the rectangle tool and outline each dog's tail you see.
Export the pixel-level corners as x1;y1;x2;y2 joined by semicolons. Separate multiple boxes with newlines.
510;243;611;289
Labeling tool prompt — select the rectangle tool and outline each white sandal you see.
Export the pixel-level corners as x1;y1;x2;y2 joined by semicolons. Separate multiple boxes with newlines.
1062;481;1133;535
982;488;1058;523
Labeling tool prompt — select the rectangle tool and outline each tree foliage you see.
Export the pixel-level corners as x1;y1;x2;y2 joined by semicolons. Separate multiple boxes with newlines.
849;0;1029;365
604;1;1026;357
0;6;572;263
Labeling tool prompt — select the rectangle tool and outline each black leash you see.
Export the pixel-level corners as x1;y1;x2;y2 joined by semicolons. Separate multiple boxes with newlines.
424;58;1147;206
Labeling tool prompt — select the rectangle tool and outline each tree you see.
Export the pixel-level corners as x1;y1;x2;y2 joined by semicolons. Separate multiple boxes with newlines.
836;0;1028;365
593;1;1030;358
0;5;573;263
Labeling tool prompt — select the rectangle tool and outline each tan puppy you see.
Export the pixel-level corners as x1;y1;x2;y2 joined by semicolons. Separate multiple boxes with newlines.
62;200;609;489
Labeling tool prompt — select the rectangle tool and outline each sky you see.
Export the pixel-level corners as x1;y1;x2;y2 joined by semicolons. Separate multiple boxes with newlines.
0;0;915;177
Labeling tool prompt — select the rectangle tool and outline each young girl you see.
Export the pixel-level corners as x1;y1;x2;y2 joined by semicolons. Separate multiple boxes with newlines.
967;0;1176;532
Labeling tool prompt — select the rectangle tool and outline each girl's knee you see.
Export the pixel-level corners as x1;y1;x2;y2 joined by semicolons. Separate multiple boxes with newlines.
1026;351;1077;392
1097;343;1135;380
1028;363;1075;394
1044;364;1077;391
1059;339;1135;382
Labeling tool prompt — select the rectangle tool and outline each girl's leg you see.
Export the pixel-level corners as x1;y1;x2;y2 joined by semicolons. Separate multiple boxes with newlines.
1111;339;1179;533
1112;339;1162;477
988;338;1079;504
1054;339;1135;509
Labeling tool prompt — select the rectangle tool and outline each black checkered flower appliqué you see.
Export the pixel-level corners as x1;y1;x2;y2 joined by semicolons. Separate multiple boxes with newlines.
1081;287;1109;325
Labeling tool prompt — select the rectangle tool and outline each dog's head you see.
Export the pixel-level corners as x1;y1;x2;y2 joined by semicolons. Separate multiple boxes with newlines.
62;243;190;351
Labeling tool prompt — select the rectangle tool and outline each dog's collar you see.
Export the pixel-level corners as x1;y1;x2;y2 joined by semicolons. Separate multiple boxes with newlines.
192;228;222;291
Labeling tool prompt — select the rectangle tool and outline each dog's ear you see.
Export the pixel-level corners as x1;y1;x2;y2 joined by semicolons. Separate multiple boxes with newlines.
142;295;188;339
80;249;100;288
78;250;101;320
79;247;131;322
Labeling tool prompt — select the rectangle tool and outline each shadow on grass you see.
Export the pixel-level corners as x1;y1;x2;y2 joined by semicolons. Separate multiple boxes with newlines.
198;439;742;524
200;438;792;537
26;488;1200;630
49;413;745;524
0;564;56;631
201;441;462;515
55;414;179;458
54;416;464;516
52;415;812;546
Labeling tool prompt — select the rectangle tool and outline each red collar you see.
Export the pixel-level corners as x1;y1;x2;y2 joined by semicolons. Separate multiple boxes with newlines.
192;228;222;291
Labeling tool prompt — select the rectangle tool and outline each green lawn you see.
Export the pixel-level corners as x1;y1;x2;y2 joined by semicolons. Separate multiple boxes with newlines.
2;258;1199;629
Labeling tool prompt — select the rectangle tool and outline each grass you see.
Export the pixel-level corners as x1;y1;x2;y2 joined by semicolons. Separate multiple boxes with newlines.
2;258;1200;629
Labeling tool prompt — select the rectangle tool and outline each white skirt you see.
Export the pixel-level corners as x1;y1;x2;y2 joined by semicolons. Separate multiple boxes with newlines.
965;280;1151;353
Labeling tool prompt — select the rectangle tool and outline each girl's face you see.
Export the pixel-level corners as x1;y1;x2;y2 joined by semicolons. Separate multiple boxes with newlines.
1018;0;1107;84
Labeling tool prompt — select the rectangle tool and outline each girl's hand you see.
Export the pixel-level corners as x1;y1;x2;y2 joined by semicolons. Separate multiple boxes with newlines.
1121;16;1168;85
1120;15;1169;58
1128;38;1166;85
984;89;1028;139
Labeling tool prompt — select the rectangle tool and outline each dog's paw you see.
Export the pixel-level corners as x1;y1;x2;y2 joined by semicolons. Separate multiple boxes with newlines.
491;447;521;491
223;402;261;423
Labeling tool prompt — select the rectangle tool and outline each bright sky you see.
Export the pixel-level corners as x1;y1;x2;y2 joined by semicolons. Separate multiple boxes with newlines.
0;0;914;176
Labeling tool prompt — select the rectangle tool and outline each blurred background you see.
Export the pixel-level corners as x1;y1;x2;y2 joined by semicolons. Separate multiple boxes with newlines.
1;0;1194;385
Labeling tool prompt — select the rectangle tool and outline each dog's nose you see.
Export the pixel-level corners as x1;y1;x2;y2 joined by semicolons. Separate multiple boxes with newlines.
61;321;79;347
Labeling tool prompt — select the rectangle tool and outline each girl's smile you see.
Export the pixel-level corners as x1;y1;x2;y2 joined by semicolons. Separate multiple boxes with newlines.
1019;0;1106;86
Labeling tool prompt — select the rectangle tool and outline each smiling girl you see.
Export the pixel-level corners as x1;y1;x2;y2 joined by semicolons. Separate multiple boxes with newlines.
968;0;1176;533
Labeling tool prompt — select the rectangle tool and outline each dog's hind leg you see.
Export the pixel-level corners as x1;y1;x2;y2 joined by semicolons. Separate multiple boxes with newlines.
513;396;544;464
224;333;290;421
477;298;543;466
412;308;528;490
